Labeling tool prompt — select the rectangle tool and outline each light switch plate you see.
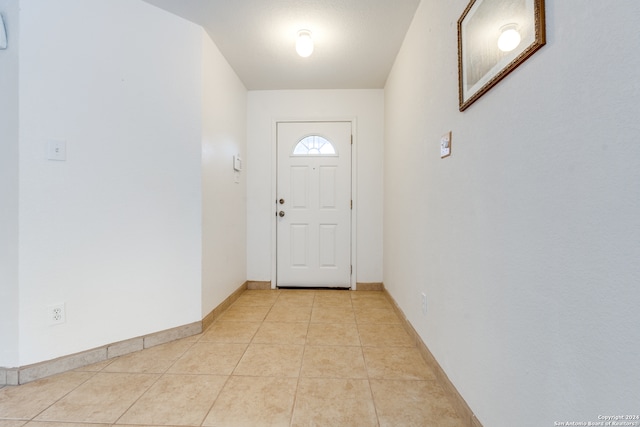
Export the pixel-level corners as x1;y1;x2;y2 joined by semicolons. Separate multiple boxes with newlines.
233;155;242;171
440;132;451;158
47;139;67;161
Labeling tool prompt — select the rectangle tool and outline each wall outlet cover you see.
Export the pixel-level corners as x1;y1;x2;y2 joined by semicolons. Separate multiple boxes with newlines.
49;303;66;325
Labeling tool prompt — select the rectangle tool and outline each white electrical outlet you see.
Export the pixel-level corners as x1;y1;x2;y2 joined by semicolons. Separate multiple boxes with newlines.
49;303;66;325
421;293;427;315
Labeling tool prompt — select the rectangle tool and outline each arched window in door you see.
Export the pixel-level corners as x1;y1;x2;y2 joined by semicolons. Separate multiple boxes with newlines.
292;135;337;156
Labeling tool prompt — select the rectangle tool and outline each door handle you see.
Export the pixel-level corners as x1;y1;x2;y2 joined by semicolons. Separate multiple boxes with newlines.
279;211;285;217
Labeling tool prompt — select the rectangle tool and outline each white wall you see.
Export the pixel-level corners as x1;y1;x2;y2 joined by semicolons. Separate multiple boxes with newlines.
384;1;640;426
201;31;248;316
0;0;20;368
17;0;203;365
247;90;384;285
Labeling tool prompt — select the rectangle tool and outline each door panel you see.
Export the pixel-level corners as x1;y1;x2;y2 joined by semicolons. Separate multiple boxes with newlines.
319;224;337;267
319;166;337;208
290;224;309;267
291;166;309;208
276;121;351;288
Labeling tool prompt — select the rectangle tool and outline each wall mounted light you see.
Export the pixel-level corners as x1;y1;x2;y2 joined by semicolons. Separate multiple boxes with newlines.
0;14;8;50
296;29;314;57
497;24;521;52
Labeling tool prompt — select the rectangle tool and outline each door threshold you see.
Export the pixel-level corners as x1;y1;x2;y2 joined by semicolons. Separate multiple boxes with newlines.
276;286;351;291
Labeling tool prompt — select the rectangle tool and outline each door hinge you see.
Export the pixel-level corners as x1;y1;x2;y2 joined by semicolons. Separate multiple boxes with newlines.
350;200;353;209
351;135;353;145
350;265;353;275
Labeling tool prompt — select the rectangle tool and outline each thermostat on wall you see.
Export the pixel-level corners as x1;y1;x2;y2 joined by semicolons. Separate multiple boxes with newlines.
233;155;242;171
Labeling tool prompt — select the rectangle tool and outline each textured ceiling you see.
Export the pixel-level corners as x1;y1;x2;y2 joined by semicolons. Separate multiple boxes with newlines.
142;0;421;90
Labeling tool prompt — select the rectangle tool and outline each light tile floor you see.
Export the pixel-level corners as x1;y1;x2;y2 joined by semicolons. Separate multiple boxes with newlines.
0;290;465;427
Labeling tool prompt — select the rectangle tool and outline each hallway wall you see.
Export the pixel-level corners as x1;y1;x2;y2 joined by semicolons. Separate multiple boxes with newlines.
14;0;204;366
201;32;248;318
384;1;640;425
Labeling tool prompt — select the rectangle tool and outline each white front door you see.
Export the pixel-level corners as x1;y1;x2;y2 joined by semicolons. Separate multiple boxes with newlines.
276;121;352;288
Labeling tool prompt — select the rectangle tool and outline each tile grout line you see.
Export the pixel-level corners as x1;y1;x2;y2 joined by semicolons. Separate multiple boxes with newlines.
197;293;270;427
120;295;251;427
196;373;233;427
110;372;165;426
288;291;315;427
26;369;101;423
110;332;205;426
351;293;382;427
192;293;270;427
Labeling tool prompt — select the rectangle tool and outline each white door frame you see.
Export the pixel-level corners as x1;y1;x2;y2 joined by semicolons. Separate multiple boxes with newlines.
270;118;357;290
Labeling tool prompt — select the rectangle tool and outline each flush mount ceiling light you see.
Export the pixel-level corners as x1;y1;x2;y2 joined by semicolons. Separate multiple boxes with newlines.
296;29;314;57
497;24;521;52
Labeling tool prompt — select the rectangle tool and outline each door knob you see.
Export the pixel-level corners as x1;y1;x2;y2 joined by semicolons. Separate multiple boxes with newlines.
279;198;285;205
279;211;285;217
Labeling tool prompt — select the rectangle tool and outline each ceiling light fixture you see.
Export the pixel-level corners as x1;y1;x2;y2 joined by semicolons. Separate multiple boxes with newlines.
497;24;521;52
296;29;314;58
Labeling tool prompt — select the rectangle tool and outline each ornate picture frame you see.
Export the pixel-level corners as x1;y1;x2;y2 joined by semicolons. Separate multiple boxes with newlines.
458;0;546;111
